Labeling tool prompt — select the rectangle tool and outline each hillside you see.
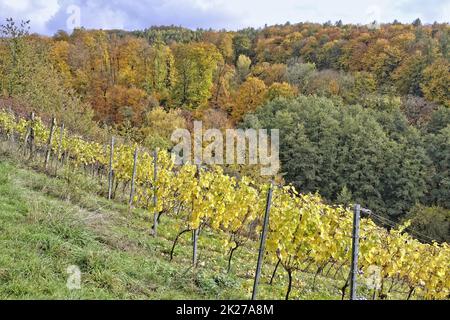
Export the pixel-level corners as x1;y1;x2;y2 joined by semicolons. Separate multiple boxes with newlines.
1;18;449;238
0;148;356;300
0;15;449;302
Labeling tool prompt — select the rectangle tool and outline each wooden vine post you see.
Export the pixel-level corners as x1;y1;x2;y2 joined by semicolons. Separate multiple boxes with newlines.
152;148;159;236
44;117;56;169
192;164;201;267
7;106;15;149
350;204;361;300
108;136;115;200
55;123;64;173
252;181;274;300
129;147;138;208
24;112;35;158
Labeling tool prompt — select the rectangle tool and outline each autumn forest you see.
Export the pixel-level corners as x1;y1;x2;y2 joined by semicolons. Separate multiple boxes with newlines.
0;18;449;242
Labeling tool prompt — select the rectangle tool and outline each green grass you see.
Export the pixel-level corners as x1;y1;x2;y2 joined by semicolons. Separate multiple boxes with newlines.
0;145;367;300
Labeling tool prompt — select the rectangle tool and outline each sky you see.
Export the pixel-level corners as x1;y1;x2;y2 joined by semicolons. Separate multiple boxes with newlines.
0;0;449;35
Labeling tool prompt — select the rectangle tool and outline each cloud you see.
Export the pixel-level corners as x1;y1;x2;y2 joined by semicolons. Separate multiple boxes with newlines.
0;0;59;34
395;0;450;23
41;0;241;34
0;0;448;36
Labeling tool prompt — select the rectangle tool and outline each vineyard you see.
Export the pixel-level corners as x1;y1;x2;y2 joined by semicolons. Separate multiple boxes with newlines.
0;109;449;300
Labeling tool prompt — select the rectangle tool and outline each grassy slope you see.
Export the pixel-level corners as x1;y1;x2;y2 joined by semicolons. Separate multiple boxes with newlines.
0;148;355;300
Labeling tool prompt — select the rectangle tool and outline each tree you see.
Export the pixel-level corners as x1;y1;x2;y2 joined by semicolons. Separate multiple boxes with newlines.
251;62;287;86
242;96;430;218
403;205;450;243
210;60;235;110
358;94;402;111
337;185;353;206
172;43;222;108
0;19;101;138
341;71;377;104
49;40;73;89
143;40;176;102
392;52;426;96
139;107;186;149
235;54;251;83
286;62;316;91
104;85;148;125
232;33;252;62
316;40;343;69
203;31;234;63
265;82;297;101
0;18;30;96
400;95;437;127
68;29;111;110
425;124;450;208
339;34;370;71
421;58;450;107
412;18;422;27
362;39;402;87
231;77;267;122
426;106;450;134
116;37;151;88
200;108;232;130
53;30;70;42
303;70;342;97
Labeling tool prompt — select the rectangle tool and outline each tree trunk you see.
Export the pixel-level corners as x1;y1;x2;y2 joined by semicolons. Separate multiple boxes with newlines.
285;269;293;300
170;229;191;261
227;242;240;273
269;259;281;285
